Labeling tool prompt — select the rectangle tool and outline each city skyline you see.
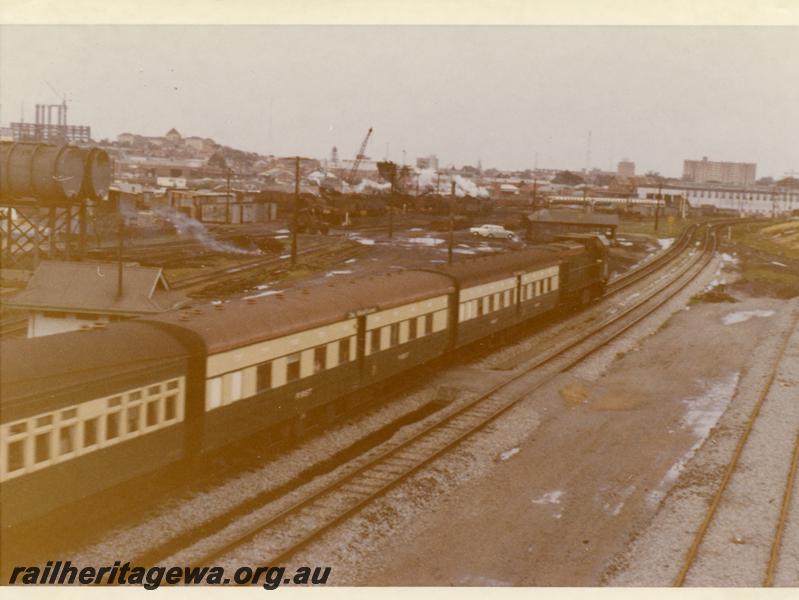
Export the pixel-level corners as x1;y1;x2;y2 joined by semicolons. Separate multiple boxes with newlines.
1;26;797;178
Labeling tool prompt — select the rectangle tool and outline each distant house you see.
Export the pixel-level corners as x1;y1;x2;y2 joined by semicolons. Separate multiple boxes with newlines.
5;261;188;338
165;128;182;144
116;132;136;145
184;136;216;153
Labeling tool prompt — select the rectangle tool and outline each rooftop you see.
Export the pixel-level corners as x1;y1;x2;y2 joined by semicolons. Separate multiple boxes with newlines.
526;209;620;226
5;260;189;316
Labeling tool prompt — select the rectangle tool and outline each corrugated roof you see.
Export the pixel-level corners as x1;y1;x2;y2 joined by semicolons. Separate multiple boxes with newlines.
5;260;188;315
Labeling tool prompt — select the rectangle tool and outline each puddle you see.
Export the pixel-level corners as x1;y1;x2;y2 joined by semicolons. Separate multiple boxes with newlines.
722;309;775;325
402;237;444;246
499;447;520;461
531;490;564;505
647;372;739;507
657;238;675;251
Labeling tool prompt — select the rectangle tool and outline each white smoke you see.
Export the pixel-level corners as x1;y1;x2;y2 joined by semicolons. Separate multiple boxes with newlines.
416;169;489;198
354;179;391;193
307;171;326;184
151;205;261;255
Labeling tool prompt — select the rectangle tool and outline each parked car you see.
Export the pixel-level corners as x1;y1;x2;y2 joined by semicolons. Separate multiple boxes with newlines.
469;224;516;239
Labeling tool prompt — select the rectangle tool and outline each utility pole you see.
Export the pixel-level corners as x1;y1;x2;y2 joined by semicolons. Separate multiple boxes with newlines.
79;200;87;259
116;214;124;299
448;180;456;265
654;181;662;232
292;156;299;266
582;187;588;213
226;168;231;224
388;176;394;240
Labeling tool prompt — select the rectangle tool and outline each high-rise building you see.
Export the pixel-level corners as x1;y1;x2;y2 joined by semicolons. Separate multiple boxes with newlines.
683;157;756;186
617;160;635;178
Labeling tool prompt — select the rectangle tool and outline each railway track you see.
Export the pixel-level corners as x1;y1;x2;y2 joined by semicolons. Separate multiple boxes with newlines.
674;309;799;587
126;220;726;569
167;241;341;290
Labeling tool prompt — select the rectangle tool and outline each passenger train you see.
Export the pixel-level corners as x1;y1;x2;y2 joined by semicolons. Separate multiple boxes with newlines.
0;234;609;528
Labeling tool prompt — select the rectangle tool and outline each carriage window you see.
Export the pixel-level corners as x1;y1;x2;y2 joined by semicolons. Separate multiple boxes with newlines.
59;425;75;455
257;362;272;391
498;293;505;309
9;422;27;435
314;346;326;373
286;353;301;382
425;313;434;334
61;408;77;420
166;380;179;390
83;418;98;447
164;395;177;421
488;295;495;312
370;328;381;353
390;323;400;347
106;413;120;440
477;299;484;317
147;385;161;396
7;440;25;472
127;406;141;433
36;415;53;428
107;396;122;408
408;318;418;341
146;401;159;427
129;391;142;401
34;433;50;463
339;338;351;363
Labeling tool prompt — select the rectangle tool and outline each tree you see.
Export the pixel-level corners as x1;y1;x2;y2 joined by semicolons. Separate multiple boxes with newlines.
208;151;228;170
552;170;585;185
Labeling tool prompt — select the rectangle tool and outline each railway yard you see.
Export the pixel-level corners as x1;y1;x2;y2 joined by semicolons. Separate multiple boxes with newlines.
3;21;799;597
1;212;797;588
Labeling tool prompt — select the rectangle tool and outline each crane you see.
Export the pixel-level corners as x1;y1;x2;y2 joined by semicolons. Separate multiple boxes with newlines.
348;127;373;184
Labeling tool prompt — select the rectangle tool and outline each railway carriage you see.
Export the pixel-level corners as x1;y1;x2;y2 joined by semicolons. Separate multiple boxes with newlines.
1;234;609;529
0;323;190;527
151;271;455;451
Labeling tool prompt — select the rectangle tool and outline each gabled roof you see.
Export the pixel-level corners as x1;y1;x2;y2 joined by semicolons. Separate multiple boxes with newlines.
5;261;188;315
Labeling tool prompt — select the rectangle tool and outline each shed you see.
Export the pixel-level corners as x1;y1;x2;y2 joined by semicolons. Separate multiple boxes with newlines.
523;209;619;243
4;260;188;338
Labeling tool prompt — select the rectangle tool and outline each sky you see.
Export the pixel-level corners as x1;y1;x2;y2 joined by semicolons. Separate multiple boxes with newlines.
1;25;797;178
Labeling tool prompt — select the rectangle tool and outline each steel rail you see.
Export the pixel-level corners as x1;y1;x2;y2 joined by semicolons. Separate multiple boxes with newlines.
175;222;722;568
674;311;799;586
